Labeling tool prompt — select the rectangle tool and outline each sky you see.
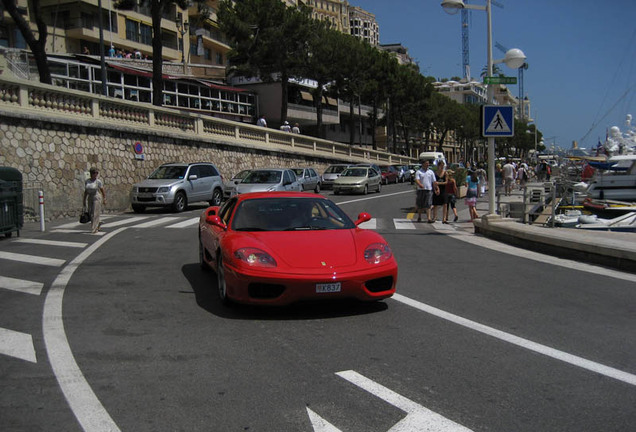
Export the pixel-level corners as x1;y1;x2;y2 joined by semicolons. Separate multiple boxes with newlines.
349;0;636;152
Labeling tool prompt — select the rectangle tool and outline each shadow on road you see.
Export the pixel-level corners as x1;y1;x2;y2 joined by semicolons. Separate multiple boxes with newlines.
181;263;389;321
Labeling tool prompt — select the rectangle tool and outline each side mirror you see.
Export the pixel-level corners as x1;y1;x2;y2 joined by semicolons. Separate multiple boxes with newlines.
354;212;372;226
205;214;227;230
188;175;198;181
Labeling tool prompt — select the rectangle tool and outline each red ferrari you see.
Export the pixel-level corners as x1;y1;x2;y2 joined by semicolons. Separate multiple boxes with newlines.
198;192;397;306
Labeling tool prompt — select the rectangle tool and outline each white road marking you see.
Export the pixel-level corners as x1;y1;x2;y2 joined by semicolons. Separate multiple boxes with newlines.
0;251;65;267
392;293;636;387
337;189;413;206
166;217;200;228
132;217;180;228
43;228;124;432
0;328;37;363
445;229;636;283
55;215;115;229
15;238;88;248
307;370;473;432
51;229;106;236
358;218;377;230
95;216;150;228
393;218;416;230
0;275;43;295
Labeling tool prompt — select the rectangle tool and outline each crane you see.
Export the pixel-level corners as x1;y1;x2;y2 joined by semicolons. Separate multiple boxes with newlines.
495;41;528;119
461;0;504;81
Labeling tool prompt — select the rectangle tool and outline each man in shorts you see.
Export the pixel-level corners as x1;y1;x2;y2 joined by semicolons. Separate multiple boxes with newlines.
415;160;439;223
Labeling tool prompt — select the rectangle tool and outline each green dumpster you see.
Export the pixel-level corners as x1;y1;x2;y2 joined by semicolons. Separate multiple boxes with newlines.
0;167;23;238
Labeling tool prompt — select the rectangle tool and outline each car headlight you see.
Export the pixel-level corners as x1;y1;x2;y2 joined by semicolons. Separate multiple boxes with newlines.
364;243;392;264
157;187;170;193
234;248;277;268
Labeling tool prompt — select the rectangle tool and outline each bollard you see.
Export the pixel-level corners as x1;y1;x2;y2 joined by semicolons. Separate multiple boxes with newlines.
39;190;45;232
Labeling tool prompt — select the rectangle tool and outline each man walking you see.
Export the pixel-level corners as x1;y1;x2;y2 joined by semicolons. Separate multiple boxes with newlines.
502;159;516;196
414;160;439;223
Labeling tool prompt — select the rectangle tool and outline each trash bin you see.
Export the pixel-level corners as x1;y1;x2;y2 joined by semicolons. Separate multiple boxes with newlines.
0;167;23;238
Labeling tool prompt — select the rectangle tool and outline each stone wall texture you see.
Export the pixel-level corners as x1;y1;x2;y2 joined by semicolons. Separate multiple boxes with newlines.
0;115;342;221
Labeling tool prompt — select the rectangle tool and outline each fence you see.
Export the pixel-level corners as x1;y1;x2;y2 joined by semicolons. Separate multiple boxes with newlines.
495;181;558;227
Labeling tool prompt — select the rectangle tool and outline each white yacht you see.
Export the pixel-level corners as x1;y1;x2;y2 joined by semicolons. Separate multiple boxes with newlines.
586;155;636;201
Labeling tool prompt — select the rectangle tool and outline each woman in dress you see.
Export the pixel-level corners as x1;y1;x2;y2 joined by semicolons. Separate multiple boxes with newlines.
83;167;106;233
431;160;448;223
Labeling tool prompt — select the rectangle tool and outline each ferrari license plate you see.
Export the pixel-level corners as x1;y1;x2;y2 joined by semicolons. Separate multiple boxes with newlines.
316;282;341;293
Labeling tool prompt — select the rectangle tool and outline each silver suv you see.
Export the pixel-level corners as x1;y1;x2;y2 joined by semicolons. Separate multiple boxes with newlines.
131;162;224;213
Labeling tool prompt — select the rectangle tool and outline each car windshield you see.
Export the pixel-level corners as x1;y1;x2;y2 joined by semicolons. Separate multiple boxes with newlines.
242;170;282;184
232;197;355;232
342;168;367;177
148;166;187;180
324;165;348;174
233;170;251;180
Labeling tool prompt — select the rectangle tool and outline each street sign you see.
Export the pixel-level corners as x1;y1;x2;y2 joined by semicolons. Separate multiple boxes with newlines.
483;76;517;85
482;105;514;137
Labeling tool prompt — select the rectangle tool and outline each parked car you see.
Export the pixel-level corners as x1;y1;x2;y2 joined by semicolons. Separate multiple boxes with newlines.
408;164;421;184
198;192;397;306
130;162;224;213
235;168;302;194
321;164;353;189
223;169;251;200
379;165;399;184
332;166;382;195
392;165;410;183
291;167;321;193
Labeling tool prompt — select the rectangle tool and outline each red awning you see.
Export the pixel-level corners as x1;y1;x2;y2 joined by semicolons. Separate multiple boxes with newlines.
195;79;246;93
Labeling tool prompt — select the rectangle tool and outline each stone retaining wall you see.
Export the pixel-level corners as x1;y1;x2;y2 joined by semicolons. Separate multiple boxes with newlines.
0;114;339;220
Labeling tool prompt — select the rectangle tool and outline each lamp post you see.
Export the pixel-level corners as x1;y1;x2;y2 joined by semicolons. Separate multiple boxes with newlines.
441;0;526;215
176;17;189;74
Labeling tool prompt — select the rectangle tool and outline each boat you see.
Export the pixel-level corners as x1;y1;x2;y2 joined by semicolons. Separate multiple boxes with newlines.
576;211;636;232
585;154;636;202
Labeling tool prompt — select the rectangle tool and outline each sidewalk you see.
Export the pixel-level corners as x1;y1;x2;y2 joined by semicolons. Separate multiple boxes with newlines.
469;197;636;273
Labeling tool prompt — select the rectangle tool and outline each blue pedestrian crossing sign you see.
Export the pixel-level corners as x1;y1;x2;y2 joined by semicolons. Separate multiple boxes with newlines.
482;105;514;137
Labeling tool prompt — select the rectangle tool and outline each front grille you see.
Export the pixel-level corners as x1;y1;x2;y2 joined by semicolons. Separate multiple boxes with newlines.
137;197;156;202
365;276;393;293
139;187;158;193
248;283;285;299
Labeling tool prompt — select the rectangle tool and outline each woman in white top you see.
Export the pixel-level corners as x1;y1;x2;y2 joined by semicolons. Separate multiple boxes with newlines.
83;167;106;233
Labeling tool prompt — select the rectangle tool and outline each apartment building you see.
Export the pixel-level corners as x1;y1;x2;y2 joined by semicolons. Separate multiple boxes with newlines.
348;5;379;46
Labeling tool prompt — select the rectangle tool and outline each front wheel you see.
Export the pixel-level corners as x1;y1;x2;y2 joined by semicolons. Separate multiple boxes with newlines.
314;183;321;193
209;188;223;206
217;254;231;305
132;204;145;213
377;182;382;193
173;191;187;212
363;184;368;195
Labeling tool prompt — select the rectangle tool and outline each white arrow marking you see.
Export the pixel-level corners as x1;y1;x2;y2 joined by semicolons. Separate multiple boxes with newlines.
306;407;343;432
308;370;473;432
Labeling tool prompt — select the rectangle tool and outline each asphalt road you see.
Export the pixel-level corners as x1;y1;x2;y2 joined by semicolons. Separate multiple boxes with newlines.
1;183;635;432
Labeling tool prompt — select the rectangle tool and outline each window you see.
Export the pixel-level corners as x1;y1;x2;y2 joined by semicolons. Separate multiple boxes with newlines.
140;24;152;46
126;19;140;42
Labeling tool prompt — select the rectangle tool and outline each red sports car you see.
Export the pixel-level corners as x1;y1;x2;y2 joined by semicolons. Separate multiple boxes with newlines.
198;191;397;306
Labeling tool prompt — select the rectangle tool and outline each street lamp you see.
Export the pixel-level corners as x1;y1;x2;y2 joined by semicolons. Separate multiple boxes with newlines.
441;0;526;216
176;16;189;74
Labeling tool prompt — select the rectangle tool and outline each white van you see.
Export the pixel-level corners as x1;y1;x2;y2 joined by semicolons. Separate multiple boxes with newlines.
418;152;446;167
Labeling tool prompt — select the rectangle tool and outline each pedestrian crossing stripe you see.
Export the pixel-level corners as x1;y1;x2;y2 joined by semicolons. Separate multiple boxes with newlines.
0;327;37;363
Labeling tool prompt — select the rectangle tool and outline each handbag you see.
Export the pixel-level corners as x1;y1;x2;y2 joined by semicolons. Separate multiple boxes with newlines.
79;210;91;224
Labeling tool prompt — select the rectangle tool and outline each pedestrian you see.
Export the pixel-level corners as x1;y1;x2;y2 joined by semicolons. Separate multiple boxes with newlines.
465;170;480;221
82;46;90;55
83;167;106;234
444;170;459;222
432;160;448;223
502;159;516;196
292;123;301;134
476;163;487;195
256;115;267;127
108;45;115;57
414;160;439;223
516;164;528;188
280;120;291;132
